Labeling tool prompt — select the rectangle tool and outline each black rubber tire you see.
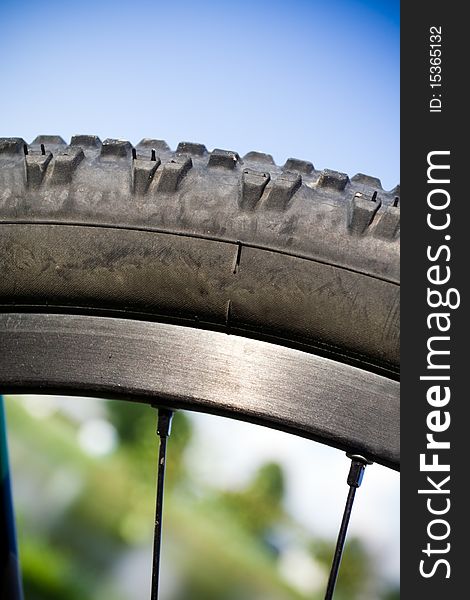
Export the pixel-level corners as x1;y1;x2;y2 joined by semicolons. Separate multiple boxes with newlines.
0;135;399;378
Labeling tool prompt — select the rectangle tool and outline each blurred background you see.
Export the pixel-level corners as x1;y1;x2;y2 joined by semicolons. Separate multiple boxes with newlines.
1;0;399;598
4;395;399;600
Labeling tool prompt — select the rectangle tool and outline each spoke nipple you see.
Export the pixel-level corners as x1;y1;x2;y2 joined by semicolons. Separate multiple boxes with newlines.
156;408;173;438
346;454;372;488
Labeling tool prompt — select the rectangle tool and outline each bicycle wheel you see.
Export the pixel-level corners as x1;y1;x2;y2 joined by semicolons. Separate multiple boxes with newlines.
0;135;399;470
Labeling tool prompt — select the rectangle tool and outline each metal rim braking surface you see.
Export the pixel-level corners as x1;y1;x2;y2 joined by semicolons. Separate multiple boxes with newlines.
0;312;399;470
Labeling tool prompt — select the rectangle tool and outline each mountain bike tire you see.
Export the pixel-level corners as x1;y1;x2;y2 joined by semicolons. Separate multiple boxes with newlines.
0;135;400;469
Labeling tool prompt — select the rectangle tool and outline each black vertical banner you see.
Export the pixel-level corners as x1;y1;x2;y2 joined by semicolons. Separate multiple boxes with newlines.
401;3;466;598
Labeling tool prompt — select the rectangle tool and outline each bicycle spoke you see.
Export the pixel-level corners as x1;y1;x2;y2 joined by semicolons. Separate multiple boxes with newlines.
150;408;173;600
324;454;371;600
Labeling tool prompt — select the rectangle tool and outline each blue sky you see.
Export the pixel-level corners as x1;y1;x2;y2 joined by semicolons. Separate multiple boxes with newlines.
0;0;399;188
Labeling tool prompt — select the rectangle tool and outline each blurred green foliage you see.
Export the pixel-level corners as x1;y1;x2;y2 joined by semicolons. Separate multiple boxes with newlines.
19;538;88;600
5;396;399;599
221;462;285;536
